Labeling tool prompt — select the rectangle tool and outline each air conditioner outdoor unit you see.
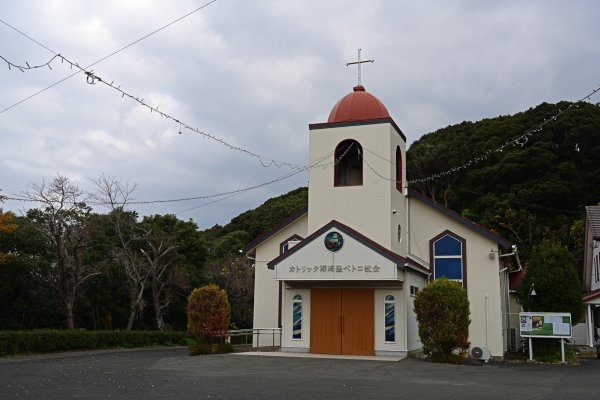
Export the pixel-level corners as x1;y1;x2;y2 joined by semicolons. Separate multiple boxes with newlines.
469;345;491;361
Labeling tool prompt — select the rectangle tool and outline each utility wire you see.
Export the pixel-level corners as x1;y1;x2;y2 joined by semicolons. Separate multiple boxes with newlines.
3;149;337;207
0;0;217;114
2;140;361;210
408;86;600;184
1;7;302;169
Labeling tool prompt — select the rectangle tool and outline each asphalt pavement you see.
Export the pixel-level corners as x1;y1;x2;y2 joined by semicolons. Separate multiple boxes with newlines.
1;347;599;399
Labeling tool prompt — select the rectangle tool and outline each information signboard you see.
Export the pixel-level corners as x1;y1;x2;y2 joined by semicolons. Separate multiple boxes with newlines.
519;312;572;338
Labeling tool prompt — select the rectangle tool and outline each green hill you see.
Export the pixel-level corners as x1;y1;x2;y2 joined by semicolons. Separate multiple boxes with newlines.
407;101;600;265
205;101;600;272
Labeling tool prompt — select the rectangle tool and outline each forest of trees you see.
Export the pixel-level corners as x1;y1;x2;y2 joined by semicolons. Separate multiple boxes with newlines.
1;100;599;332
408;101;600;268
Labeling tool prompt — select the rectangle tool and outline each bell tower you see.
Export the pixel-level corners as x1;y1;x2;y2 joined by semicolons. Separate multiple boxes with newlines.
306;84;407;255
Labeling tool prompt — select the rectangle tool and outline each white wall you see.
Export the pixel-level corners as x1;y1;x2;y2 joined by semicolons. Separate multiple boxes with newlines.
281;288;311;351
408;198;505;357
252;215;308;346
374;288;406;355
308;122;406;253
406;272;427;351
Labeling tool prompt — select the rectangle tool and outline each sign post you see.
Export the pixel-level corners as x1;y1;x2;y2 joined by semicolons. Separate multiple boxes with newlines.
519;312;572;363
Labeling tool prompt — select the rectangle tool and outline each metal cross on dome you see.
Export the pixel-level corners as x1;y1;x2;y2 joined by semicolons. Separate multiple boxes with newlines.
346;48;374;87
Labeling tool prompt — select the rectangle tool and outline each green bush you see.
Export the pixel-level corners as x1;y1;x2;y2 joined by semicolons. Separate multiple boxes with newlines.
187;284;231;345
413;278;471;361
0;329;187;356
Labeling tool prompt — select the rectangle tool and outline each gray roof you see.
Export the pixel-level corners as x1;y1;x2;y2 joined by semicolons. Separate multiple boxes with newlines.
586;206;600;239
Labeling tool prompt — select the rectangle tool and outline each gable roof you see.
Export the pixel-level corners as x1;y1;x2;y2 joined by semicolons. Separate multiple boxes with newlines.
407;188;513;250
583;288;600;302
586;206;600;239
267;219;429;275
241;207;308;254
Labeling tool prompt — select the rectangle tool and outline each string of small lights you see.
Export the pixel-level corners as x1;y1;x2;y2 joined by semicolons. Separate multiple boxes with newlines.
407;86;600;184
0;54;62;72
0;51;302;169
357;86;600;185
0;0;217;115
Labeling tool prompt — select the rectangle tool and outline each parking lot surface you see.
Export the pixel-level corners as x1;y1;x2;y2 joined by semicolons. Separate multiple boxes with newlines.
1;348;599;399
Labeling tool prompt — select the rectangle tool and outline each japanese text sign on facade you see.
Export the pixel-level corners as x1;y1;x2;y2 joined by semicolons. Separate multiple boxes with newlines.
288;264;381;274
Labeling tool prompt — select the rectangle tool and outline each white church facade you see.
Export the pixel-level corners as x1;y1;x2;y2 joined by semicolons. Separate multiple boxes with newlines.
242;84;521;359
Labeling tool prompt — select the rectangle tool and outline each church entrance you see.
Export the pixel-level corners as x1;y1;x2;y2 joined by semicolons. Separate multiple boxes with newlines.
310;288;374;355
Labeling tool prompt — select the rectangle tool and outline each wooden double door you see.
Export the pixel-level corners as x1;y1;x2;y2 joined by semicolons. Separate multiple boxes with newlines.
310;288;374;356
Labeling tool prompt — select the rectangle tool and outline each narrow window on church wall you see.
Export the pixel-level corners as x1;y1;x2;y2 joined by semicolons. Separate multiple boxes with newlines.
433;234;464;284
396;146;402;192
384;295;395;343
334;139;363;186
292;294;302;340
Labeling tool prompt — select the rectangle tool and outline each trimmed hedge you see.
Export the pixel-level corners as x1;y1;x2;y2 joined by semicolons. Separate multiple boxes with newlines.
0;329;187;356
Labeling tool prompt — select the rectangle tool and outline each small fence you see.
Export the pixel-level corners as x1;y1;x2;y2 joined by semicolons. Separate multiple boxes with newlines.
227;328;281;348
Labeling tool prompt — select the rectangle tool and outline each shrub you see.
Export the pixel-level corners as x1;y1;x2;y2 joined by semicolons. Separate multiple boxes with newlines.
413;278;471;361
187;284;231;346
0;329;187;356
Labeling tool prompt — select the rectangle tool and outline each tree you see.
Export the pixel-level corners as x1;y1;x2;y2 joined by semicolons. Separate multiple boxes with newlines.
204;255;254;328
0;215;61;329
0;208;17;265
407;101;600;267
92;175;152;330
413;278;471;362
187;284;231;344
517;241;583;322
22;174;101;329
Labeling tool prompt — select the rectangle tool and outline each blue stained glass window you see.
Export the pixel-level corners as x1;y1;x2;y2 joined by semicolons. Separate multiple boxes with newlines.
292;294;302;340
433;234;463;282
384;295;395;342
434;235;462;256
434;258;462;280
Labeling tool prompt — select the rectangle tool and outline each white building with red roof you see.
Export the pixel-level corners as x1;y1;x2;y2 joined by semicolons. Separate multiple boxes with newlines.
580;206;600;353
243;84;521;359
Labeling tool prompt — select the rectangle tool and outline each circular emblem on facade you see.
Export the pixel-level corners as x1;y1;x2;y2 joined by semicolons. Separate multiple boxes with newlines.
324;231;344;252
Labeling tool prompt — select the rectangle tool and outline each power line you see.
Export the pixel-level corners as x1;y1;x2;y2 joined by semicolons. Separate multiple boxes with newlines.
3;150;335;207
1;24;302;169
0;0;218;115
357;86;600;185
407;86;600;184
2;139;363;210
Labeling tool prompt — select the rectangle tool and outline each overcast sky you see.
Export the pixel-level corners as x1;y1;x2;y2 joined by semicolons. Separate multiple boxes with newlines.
1;0;599;229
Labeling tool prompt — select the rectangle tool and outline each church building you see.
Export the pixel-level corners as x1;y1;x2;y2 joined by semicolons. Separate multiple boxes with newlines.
242;81;521;359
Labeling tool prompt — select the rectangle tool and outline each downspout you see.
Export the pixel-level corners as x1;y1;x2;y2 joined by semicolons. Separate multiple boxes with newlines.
405;185;410;256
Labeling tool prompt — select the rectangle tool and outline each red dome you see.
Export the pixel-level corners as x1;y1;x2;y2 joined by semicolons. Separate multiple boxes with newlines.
327;85;390;123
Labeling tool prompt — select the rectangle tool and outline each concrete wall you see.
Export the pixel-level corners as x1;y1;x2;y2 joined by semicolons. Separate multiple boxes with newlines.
406;272;427;351
281;288;311;352
252;215;308;346
308;122;406;254
408;197;505;357
374;288;406;355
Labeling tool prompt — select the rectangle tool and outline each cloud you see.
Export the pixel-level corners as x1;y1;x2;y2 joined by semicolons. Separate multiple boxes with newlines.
1;0;599;228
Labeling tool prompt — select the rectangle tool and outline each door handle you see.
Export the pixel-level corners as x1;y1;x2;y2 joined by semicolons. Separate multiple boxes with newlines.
341;316;344;335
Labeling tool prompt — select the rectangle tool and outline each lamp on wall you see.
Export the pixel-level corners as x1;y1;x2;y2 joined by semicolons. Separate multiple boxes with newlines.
489;249;497;259
529;283;537;297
